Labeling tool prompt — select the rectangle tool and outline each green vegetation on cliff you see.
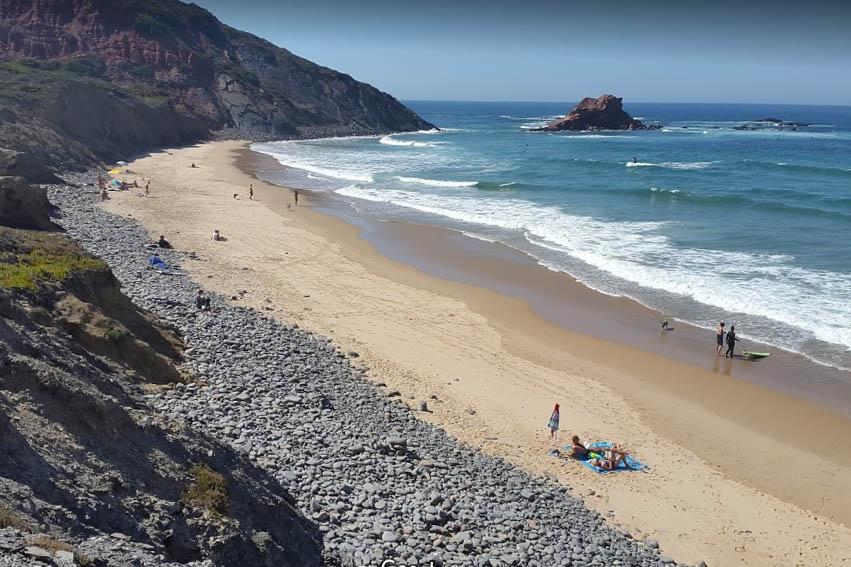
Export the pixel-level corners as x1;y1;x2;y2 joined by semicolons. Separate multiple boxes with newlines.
0;228;107;291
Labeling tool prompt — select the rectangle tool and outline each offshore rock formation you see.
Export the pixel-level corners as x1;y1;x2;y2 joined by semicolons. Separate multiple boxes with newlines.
0;0;434;175
536;94;659;131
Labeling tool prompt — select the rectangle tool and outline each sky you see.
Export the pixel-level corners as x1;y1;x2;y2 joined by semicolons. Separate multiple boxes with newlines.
191;0;851;105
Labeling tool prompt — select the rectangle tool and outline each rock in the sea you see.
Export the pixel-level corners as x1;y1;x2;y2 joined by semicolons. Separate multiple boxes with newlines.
535;94;660;131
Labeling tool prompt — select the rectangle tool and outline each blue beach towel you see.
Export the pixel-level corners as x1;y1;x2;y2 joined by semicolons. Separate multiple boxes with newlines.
563;442;649;474
149;256;169;270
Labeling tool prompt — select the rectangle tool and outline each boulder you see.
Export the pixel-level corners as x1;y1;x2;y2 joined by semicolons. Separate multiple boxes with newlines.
0;176;61;231
0;150;61;183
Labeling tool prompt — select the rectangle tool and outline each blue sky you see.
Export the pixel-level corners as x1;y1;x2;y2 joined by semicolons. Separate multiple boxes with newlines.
192;0;851;105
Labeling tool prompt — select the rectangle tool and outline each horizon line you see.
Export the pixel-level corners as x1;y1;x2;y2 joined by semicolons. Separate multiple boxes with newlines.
399;98;851;108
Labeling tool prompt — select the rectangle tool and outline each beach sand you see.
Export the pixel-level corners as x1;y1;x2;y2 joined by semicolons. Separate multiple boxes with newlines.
103;140;851;567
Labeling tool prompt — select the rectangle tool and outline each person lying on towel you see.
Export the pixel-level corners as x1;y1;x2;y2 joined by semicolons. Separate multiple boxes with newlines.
590;448;631;470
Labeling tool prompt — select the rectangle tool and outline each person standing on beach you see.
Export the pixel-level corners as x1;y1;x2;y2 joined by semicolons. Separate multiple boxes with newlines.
725;325;738;358
249;183;254;200
145;181;150;197
716;322;725;355
547;403;560;439
293;188;299;207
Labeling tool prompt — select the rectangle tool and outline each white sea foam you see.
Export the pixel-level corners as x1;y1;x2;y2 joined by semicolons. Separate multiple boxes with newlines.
252;143;375;182
396;176;477;188
379;135;440;148
562;134;636;139
332;185;851;354
626;161;713;170
650;187;681;194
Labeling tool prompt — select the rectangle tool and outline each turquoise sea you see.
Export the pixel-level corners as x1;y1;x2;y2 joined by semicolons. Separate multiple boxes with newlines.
253;101;851;372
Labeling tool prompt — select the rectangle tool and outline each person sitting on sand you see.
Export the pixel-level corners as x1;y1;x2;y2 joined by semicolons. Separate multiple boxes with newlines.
100;187;110;201
570;435;590;458
195;290;211;311
157;235;173;249
211;229;227;242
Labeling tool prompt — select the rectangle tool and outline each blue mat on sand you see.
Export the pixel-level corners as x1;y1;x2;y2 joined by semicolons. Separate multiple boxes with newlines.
563;442;649;474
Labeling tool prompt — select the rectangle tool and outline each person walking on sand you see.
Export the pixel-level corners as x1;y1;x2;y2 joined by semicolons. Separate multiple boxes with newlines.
249;183;254;200
716;322;726;355
725;325;739;358
547;403;560;439
145;181;150;197
293;188;299;207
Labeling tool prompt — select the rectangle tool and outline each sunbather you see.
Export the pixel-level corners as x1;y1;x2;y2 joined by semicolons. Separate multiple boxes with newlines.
591;448;631;470
570;435;590;458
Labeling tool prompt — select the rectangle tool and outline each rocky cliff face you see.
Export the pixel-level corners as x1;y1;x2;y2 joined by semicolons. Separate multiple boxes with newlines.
0;0;434;176
536;94;658;131
0;188;323;566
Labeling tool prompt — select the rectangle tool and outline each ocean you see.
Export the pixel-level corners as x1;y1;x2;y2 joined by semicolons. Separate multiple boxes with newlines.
253;101;851;372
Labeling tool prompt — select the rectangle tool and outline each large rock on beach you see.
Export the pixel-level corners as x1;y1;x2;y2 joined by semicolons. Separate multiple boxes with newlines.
0;176;60;230
536;94;659;131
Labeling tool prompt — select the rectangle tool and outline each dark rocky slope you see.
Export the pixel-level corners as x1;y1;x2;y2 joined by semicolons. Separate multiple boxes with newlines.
0;0;434;176
536;94;659;131
0;179;323;566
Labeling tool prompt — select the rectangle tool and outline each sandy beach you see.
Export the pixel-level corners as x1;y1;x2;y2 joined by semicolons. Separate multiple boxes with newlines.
101;140;851;567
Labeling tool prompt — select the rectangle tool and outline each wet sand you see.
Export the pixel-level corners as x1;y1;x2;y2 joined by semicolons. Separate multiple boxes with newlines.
104;141;851;567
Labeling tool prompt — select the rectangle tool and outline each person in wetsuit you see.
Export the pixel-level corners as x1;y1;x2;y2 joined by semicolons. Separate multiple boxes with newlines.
725;325;738;358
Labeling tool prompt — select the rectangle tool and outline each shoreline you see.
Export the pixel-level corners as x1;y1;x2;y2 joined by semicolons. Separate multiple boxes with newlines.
244;143;851;418
103;140;851;567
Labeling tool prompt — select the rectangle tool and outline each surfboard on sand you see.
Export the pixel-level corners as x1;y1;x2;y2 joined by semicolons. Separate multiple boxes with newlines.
743;351;771;359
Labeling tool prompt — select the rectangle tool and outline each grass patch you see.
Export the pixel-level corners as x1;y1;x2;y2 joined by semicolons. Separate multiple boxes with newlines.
182;464;229;516
0;249;106;291
0;503;25;529
0;228;108;292
95;319;129;342
0;61;170;109
27;535;74;552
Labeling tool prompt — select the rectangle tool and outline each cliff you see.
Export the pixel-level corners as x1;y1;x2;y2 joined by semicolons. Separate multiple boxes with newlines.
0;189;323;565
536;94;658;131
0;0;434;176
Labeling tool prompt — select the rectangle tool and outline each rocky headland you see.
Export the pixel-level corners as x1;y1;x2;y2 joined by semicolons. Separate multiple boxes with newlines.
0;172;695;566
535;95;659;132
0;0;435;177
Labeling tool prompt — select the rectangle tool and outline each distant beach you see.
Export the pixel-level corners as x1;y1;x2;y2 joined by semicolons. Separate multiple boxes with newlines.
102;139;851;567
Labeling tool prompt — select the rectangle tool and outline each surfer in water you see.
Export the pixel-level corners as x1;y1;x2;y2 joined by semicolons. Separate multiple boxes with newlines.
632;156;638;164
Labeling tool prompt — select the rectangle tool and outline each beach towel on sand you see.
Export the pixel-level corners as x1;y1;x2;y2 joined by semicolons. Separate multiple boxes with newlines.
149;256;169;270
563;442;649;474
